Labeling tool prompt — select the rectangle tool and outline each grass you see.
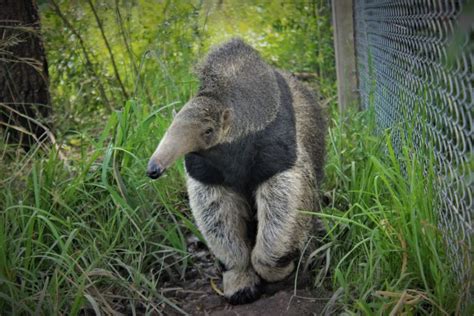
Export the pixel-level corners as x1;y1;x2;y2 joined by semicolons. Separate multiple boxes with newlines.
0;103;463;315
0;98;195;314
317;107;462;315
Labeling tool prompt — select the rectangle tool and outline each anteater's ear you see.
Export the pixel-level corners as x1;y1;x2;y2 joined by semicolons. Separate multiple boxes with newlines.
221;108;233;131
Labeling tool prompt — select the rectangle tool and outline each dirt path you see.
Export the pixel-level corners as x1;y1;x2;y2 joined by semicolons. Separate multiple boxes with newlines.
161;236;333;315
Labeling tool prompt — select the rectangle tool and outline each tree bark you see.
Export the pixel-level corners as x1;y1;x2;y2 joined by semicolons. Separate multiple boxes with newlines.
0;0;51;148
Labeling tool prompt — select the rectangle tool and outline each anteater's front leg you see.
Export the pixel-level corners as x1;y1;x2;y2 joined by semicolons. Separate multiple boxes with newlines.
252;167;314;282
187;177;261;304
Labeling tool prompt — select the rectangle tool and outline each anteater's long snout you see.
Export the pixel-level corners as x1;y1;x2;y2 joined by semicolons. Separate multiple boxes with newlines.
146;160;165;179
146;121;198;180
146;127;174;180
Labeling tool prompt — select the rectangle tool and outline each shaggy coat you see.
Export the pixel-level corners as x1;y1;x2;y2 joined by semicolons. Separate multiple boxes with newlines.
147;38;327;305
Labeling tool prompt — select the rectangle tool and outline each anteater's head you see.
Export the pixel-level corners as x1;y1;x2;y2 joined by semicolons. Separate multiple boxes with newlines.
147;96;232;179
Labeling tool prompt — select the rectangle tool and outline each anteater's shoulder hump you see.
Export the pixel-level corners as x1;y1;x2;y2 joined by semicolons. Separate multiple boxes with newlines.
196;38;267;84
203;38;260;66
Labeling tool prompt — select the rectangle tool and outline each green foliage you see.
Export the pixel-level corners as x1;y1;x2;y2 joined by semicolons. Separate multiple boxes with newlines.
41;0;335;133
0;99;192;314
41;0;202;130
201;0;335;95
319;106;461;314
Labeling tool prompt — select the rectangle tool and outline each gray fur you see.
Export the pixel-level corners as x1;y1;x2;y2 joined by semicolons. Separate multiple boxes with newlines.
148;38;327;304
196;38;280;138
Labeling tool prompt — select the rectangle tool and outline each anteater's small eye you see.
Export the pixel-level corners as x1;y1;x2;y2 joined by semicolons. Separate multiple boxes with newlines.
204;128;214;135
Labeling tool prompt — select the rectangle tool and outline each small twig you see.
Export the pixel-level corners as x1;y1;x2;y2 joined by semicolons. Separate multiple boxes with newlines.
376;289;449;315
291;294;331;301
389;290;408;316
210;278;224;296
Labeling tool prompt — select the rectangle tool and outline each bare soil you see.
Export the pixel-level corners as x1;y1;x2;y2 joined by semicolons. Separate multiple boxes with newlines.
161;235;333;316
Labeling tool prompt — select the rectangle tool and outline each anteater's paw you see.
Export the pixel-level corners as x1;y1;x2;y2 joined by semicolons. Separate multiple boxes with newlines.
252;253;296;283
227;284;262;305
223;269;261;305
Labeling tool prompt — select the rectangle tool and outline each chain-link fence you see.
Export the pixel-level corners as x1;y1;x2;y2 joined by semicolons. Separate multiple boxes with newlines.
353;0;472;296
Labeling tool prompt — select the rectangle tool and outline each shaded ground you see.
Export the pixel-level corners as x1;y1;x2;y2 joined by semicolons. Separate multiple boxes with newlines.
161;236;334;316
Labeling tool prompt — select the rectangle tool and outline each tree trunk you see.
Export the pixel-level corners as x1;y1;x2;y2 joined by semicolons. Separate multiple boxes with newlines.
0;0;51;148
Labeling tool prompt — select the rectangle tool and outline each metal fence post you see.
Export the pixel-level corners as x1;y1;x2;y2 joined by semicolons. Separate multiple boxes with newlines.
332;0;358;112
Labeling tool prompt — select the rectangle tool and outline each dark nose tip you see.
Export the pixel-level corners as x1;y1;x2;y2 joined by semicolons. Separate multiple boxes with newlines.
147;162;164;179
